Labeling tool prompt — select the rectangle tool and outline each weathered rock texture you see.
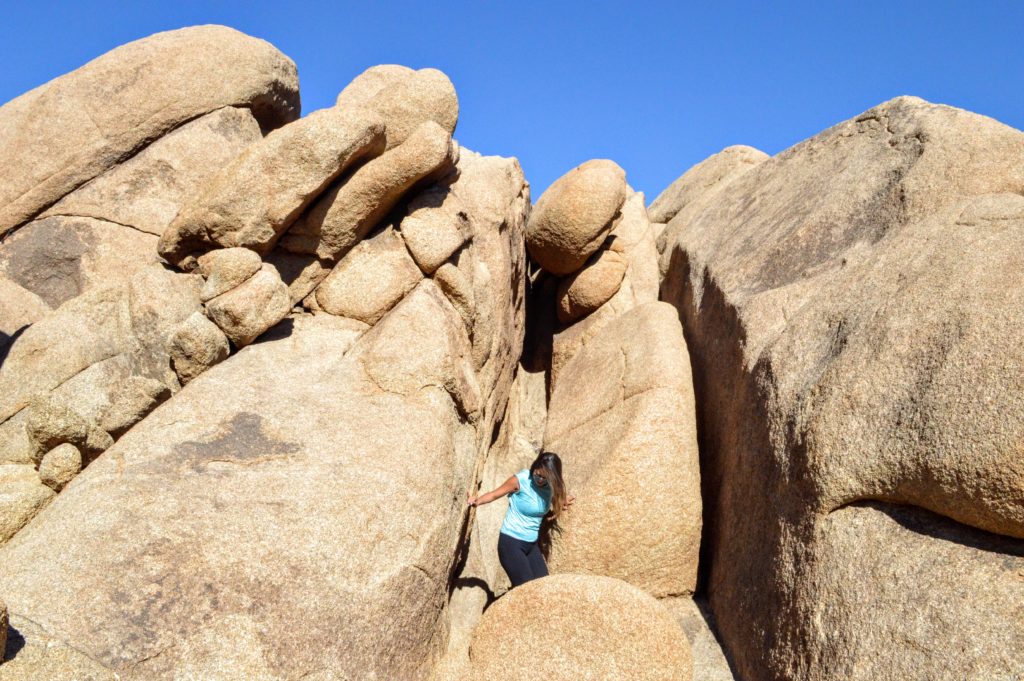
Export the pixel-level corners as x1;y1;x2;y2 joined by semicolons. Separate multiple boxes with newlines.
0;216;159;309
42;106;263;236
545;302;702;596
0;596;6;661
205;263;292;347
336;66;459;150
158;106;386;266
467;574;693;681
555;248;627;322
0;266;202;540
0;25;299;238
38;443;83;492
652;145;767;280
0;465;53;545
281;120;458;261
0;129;528;679
648;145;767;224
315;226;422;323
0;266;201;428
661;598;738;681
1;106;264;317
99;376;171;438
0;280;48;348
551;188;660;386
526;159;626;275
168;312;231;385
659;96;1024;680
8;22;1024;681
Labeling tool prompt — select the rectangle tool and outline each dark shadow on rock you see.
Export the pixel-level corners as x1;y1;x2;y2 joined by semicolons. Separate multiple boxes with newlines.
521;263;556;400
252;317;295;345
3;623;26;662
847;500;1024;558
453;576;496;605
692;596;743;681
0;324;29;368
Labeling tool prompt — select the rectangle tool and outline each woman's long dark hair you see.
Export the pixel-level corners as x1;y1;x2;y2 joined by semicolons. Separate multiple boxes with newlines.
530;451;567;521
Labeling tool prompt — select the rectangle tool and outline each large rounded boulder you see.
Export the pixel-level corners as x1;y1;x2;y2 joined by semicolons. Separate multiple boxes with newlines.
526;160;627;275
467;574;693;680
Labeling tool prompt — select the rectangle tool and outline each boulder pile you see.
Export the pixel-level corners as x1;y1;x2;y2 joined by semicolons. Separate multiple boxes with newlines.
1;23;1022;681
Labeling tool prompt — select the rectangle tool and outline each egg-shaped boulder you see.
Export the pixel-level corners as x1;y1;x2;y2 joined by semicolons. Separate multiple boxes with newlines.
526;160;627;275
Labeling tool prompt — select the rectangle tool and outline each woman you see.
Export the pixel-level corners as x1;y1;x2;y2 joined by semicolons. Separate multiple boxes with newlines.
467;451;575;588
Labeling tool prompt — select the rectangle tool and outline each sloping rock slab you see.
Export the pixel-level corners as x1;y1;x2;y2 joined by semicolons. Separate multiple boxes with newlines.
0;25;299;237
0;299;479;679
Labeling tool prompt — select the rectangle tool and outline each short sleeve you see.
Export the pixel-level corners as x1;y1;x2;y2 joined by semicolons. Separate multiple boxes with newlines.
515;469;530;492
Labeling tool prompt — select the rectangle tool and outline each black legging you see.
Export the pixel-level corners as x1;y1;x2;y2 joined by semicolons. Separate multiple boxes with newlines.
498;532;548;587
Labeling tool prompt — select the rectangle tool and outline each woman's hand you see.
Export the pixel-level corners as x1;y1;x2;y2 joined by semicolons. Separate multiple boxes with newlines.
468;476;520;509
563;493;576;510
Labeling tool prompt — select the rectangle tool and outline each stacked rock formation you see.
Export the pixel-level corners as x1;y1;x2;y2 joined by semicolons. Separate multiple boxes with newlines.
0;27;532;680
428;159;703;679
527;160;702;597
2;23;1023;681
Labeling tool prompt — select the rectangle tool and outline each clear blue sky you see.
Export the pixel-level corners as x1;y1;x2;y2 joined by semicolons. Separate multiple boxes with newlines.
2;1;1022;201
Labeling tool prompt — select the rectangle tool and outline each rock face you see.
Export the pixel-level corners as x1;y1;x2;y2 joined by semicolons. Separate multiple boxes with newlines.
647;145;767;225
0;25;299;238
659;96;1024;680
0;596;6;659
467;574;693;681
0;216;159;309
0;265;203;531
0;112;528;677
168;312;231;385
661;598;738;681
555;248;627;322
197;247;264;302
526;159;626;275
1;107;264;313
0;279;48;348
42;106;263;236
38;443;83;492
0;466;54;545
545;303;702;597
99;377;171;438
6;23;1024;681
205;264;292;347
314;227;422;324
551;188;660;386
0;266;201;429
651;145;767;280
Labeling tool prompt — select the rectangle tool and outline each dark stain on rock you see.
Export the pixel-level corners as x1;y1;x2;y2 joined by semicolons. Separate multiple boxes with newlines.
0;217;95;307
175;412;300;473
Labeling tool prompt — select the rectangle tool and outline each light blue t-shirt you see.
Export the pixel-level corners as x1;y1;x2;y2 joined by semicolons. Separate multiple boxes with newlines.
500;469;552;542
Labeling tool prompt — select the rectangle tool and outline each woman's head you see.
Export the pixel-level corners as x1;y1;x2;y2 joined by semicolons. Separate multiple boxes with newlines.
529;451;566;520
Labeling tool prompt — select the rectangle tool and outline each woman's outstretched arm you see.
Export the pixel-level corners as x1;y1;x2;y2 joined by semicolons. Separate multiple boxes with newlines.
467;476;519;507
